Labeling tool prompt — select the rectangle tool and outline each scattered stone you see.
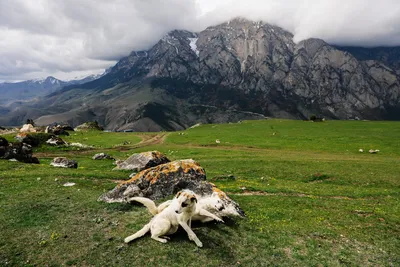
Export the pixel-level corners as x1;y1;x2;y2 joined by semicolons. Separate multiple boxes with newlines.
369;149;380;154
92;153;115;160
215;139;221;144
113;151;170;171
50;157;78;168
63;182;76;187
359;149;364;153
75;121;104;131
19;124;37;133
68;142;93;149
8;158;18;162
46;136;67;146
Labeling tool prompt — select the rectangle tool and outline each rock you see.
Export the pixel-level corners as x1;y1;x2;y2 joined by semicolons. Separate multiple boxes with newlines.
113;151;170;171
68;142;93;149
99;159;245;217
1;142;40;164
359;149;364;153
45;125;70;136
92;153;115;160
63;182;76;187
100;159;209;202
50;157;78;168
19;124;37;133
0;137;9;157
369;149;380;154
15;133;53;147
215;139;221;144
46;136;67;146
74;121;104;131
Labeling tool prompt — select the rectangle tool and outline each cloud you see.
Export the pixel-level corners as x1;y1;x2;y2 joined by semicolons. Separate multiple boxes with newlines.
0;0;399;82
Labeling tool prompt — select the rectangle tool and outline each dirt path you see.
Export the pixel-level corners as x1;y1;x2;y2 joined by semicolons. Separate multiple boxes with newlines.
35;133;169;158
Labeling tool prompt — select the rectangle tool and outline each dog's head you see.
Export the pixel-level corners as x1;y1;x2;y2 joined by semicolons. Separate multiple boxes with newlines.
201;192;225;211
174;189;197;214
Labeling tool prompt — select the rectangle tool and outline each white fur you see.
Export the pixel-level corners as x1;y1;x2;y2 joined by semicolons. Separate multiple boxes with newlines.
124;190;203;247
129;192;225;223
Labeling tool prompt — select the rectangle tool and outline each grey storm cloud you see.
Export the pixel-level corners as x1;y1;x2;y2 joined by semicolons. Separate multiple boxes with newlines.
0;0;399;82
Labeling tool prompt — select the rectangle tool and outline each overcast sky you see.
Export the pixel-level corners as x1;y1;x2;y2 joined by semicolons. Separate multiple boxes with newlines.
0;0;399;82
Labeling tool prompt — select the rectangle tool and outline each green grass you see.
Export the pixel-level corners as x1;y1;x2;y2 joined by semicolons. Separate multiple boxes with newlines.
1;119;399;266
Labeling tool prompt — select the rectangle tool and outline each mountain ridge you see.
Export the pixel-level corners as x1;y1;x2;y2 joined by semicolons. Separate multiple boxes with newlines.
1;18;400;130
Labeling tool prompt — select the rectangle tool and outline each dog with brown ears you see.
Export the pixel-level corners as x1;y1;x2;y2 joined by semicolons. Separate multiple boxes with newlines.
124;189;204;247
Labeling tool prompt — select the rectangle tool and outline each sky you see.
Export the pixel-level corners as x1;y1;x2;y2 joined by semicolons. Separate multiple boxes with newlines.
0;0;399;82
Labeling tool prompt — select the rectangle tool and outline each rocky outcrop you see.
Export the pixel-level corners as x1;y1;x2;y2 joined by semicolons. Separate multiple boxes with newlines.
50;157;78;168
75;121;104;131
19;124;37;133
0;139;39;164
101;159;209;201
15;133;53;147
113;151;170;171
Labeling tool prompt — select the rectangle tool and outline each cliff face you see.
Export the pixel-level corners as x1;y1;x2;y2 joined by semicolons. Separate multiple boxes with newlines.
2;18;400;130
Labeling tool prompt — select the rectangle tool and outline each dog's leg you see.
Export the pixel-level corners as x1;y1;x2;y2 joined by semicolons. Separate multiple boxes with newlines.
151;236;168;243
179;222;203;247
124;223;151;243
198;209;224;223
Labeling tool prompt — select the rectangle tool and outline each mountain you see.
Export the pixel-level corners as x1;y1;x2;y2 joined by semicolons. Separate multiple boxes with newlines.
0;74;105;105
1;18;400;130
335;46;400;75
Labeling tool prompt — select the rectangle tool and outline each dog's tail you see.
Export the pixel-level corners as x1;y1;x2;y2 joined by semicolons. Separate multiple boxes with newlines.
129;197;159;215
129;197;172;215
124;223;151;243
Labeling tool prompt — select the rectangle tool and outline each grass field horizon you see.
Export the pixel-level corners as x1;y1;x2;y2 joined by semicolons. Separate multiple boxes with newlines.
1;119;399;266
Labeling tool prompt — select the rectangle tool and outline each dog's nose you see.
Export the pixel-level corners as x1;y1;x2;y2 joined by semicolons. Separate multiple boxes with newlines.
219;206;225;211
175;210;179;214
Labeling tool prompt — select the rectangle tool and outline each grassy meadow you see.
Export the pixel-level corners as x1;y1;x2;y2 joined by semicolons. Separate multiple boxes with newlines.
0;119;399;266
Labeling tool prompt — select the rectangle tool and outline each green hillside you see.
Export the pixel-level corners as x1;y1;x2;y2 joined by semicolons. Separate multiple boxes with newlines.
1;119;399;266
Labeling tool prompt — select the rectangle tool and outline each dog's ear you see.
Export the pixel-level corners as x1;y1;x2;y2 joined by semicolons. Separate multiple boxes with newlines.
175;191;182;198
190;196;197;203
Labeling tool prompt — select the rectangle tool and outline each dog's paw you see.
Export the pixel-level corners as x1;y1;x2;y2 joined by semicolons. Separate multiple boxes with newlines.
215;217;224;223
195;240;203;247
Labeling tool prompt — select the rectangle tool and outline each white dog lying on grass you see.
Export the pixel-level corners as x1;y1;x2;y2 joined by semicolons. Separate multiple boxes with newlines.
124;190;206;247
129;192;225;224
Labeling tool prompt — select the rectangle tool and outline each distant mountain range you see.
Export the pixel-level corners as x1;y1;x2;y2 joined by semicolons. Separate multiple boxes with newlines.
0;73;106;105
1;18;399;130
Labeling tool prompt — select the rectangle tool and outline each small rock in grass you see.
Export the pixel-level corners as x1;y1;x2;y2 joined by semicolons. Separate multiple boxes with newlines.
63;182;76;187
50;157;78;168
92;153;115;160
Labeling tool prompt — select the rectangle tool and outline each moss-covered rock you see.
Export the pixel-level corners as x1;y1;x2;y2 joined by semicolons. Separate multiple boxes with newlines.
74;121;104;131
